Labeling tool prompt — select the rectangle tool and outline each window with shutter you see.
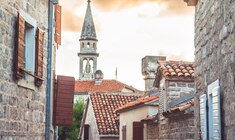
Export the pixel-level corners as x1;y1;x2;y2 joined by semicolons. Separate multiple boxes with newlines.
122;125;126;140
55;4;61;45
84;124;90;140
16;10;45;88
199;94;208;140
133;122;144;140
35;28;44;86
199;80;221;140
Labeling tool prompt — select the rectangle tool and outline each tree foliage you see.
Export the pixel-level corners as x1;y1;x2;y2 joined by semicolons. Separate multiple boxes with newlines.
58;99;85;140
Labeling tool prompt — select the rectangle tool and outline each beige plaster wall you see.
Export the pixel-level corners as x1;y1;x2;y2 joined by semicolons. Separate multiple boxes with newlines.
82;99;100;140
119;106;157;140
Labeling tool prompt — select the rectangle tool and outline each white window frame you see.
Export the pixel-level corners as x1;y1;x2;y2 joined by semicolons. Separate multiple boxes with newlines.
18;10;37;90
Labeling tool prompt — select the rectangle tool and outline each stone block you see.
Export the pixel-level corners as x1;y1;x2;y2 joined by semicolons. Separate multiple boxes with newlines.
169;92;180;97
168;87;181;92
169;82;176;87
188;83;195;88
219;25;229;41
0;94;2;103
9;96;17;106
177;83;187;87
0;106;4;118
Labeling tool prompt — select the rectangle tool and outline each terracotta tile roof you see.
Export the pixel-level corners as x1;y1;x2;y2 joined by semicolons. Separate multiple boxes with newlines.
90;93;139;135
158;61;194;80
163;99;194;117
75;80;141;93
115;94;160;113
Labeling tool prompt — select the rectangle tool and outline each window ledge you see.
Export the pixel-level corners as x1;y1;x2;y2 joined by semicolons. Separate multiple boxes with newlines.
20;68;44;81
18;79;35;90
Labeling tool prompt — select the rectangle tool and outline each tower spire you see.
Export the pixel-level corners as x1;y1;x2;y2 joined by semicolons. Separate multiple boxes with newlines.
80;0;97;41
78;1;99;80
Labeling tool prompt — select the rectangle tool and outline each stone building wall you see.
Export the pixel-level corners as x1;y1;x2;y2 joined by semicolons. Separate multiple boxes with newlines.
158;79;194;120
158;114;194;140
146;123;159;140
0;0;55;139
194;0;235;139
166;81;195;107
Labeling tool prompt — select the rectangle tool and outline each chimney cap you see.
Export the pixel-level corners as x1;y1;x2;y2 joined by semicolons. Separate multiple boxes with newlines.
94;70;104;80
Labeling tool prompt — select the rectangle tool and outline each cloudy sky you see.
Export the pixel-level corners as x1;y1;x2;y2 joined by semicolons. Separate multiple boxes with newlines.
56;0;195;90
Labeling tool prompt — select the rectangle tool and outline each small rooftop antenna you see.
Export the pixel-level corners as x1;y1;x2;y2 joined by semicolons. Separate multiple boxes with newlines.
115;67;118;80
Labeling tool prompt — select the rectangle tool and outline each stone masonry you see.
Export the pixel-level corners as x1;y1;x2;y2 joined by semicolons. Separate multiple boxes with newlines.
0;0;55;139
194;0;235;139
146;123;159;140
167;81;195;107
158;79;194;120
158;114;194;140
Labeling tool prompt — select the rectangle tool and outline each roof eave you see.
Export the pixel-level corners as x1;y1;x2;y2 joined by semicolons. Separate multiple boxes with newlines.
99;134;119;138
165;76;194;82
116;103;146;113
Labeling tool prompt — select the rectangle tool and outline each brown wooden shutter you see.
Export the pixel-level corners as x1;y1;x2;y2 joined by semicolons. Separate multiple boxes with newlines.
122;125;126;140
35;28;44;86
53;75;75;126
55;4;61;45
133;122;144;140
84;124;90;140
16;13;25;79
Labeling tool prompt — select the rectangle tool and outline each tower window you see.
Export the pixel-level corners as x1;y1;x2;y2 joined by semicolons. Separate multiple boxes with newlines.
83;59;88;72
82;43;85;48
93;43;96;49
87;42;90;48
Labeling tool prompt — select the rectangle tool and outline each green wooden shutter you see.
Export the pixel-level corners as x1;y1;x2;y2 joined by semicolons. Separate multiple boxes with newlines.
199;94;207;140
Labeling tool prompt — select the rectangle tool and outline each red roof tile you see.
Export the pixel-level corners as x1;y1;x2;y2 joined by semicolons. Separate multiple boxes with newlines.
75;80;141;93
159;61;194;80
163;99;194;117
90;93;139;135
115;94;160;113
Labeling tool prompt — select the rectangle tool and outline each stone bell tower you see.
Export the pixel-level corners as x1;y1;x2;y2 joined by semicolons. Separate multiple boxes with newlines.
78;0;99;80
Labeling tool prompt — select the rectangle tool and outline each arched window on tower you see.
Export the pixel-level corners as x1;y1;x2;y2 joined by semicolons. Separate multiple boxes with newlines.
89;59;94;73
82;42;85;48
93;43;96;49
87;42;90;48
83;59;87;73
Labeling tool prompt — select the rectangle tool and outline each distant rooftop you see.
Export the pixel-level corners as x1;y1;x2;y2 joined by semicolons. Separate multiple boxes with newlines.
158;60;194;80
90;93;139;135
75;80;141;93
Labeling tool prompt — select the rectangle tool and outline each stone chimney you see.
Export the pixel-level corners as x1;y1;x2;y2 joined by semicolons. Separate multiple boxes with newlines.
142;56;166;91
94;70;104;85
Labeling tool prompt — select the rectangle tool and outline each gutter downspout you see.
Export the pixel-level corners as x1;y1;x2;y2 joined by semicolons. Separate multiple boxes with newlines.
46;0;58;139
